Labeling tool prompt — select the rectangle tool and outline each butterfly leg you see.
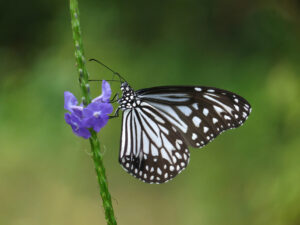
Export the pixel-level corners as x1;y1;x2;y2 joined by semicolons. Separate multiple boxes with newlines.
110;93;119;103
109;107;120;119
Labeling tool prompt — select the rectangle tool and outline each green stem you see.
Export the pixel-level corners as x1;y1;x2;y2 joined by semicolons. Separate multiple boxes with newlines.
69;1;117;224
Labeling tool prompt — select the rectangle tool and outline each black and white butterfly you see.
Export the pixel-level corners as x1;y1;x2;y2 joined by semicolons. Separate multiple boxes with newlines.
89;59;251;184
113;81;251;184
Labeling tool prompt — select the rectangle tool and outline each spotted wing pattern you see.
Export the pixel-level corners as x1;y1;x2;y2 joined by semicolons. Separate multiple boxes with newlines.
119;85;251;184
119;105;190;184
137;86;251;149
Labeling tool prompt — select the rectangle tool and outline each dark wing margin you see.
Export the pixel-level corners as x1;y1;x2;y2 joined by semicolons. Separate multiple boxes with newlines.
137;86;251;148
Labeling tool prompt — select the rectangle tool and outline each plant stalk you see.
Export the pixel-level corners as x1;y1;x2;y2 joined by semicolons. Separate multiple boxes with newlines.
69;0;117;224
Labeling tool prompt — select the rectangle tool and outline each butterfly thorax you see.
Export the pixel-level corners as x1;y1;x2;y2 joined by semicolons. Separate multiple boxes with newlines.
118;82;141;110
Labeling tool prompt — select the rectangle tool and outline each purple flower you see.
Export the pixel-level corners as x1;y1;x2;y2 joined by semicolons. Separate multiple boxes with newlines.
83;101;113;132
64;80;113;139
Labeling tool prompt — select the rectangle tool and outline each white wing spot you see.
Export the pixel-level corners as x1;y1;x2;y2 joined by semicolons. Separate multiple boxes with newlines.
175;152;182;159
212;118;218;124
192;116;201;127
195;87;202;92
203;108;209;116
170;166;175;171
192;133;198;140
224;115;231;120
207;89;215;93
172;156;177;164
183;153;188;160
177;139;183;144
234;104;240;111
213;105;224;116
203;126;209;133
192;103;199;110
157;167;162;175
177;106;193;116
234;98;239;103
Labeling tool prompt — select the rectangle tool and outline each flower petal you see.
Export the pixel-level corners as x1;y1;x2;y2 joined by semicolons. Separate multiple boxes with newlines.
65;113;91;139
93;115;109;132
64;91;78;112
72;106;84;118
93;80;112;103
82;101;112;132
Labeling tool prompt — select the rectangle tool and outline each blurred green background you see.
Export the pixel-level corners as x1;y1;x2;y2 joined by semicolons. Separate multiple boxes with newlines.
1;0;300;224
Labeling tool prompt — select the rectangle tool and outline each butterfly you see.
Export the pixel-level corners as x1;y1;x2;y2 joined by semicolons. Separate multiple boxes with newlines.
89;59;252;184
112;81;251;184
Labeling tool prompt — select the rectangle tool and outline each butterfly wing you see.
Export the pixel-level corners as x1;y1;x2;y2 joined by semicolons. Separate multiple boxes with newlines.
136;86;251;148
119;106;190;184
119;86;251;184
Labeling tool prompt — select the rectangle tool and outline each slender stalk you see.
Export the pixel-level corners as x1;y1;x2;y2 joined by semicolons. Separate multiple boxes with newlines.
69;1;117;224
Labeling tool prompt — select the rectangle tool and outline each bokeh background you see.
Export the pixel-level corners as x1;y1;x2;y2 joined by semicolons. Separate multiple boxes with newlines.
1;0;300;224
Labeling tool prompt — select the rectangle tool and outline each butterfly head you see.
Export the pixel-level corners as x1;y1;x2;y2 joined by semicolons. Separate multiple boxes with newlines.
120;82;129;91
118;82;140;110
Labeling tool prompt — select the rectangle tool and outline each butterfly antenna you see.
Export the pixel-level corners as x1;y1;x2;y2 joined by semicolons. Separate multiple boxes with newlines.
89;58;127;83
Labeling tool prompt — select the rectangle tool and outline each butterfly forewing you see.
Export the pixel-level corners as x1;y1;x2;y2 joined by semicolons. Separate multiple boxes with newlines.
119;105;190;184
118;84;251;184
137;86;251;149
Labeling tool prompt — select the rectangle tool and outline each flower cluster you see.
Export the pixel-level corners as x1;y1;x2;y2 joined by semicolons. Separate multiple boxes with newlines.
64;80;113;139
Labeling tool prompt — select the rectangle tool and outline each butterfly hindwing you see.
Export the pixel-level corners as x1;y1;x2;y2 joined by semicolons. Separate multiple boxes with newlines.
119;105;190;184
